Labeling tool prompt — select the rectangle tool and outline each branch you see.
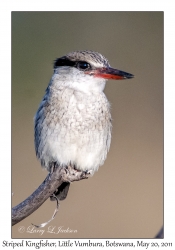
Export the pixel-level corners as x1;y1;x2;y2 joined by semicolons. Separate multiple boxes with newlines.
155;226;164;239
12;166;89;226
12;166;163;239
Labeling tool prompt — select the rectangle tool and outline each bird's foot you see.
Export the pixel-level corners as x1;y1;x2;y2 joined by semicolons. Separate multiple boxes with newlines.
62;165;91;183
49;162;57;174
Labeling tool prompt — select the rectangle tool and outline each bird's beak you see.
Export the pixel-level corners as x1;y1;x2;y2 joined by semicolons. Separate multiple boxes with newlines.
88;67;134;80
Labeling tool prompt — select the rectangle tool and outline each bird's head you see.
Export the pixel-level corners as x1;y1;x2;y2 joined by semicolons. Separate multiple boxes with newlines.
53;50;134;94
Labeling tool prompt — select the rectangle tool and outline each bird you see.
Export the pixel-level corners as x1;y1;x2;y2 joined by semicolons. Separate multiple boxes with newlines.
34;50;134;201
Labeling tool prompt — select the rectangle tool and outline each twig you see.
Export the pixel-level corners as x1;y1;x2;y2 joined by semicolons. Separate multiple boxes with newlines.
12;166;89;226
155;226;164;239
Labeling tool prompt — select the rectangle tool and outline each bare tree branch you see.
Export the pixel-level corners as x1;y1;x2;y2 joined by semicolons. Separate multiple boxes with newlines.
12;166;163;239
155;226;164;239
12;166;89;226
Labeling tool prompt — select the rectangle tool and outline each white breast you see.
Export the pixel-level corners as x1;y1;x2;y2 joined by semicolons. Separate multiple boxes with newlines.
35;87;112;174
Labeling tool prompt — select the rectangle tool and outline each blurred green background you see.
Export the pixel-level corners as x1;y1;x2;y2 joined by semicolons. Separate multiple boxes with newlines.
12;12;163;238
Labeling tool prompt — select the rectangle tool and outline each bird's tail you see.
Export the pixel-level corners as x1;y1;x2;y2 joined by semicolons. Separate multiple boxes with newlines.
50;182;70;201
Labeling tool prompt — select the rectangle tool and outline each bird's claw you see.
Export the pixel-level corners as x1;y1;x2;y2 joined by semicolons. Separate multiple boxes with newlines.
62;166;92;182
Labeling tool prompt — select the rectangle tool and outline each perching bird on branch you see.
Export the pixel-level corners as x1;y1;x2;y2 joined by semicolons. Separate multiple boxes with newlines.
34;50;134;200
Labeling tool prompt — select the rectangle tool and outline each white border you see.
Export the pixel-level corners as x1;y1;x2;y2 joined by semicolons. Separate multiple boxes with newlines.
1;0;175;248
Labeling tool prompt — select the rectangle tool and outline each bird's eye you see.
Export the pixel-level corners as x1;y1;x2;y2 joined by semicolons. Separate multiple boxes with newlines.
77;61;90;70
